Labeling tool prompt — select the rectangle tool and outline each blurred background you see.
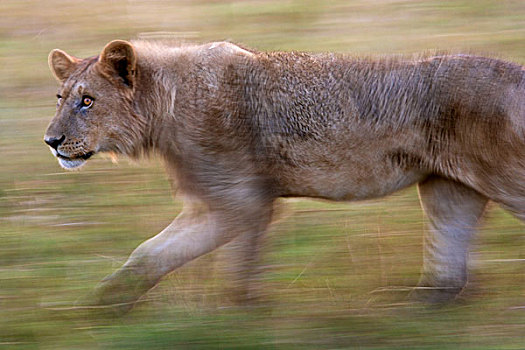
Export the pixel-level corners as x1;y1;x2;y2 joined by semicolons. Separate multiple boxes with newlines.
1;0;524;348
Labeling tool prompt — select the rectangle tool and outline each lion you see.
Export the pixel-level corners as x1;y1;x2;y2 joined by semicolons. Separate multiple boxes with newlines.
45;40;525;315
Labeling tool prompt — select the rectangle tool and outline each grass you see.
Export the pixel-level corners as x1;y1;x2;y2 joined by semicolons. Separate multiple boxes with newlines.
1;0;524;348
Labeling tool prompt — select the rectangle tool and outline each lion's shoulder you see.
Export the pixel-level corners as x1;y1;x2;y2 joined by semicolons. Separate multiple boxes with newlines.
205;42;255;57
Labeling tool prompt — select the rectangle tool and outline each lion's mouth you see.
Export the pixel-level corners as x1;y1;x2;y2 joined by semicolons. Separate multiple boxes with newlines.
55;151;95;170
57;151;94;161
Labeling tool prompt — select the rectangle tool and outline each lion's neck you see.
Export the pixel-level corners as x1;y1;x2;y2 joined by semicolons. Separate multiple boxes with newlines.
129;44;187;158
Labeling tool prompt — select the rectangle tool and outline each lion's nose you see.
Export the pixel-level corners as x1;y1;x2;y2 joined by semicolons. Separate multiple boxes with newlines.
44;135;65;150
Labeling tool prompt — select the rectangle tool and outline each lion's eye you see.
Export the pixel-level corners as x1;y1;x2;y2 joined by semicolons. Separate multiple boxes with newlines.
81;96;94;108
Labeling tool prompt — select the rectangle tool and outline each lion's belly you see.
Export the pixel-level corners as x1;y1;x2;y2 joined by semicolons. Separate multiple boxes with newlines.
271;147;427;201
279;166;424;201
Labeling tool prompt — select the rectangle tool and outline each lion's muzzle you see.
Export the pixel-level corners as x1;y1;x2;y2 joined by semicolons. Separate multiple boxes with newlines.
44;135;65;150
44;135;94;170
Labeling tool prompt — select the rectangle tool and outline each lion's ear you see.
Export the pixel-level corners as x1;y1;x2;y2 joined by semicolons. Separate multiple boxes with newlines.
99;40;136;88
48;49;79;82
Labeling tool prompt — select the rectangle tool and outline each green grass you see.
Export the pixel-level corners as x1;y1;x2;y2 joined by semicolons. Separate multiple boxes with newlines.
1;0;524;348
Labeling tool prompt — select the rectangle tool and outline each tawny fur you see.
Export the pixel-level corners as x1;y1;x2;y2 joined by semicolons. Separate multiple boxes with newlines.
45;40;525;313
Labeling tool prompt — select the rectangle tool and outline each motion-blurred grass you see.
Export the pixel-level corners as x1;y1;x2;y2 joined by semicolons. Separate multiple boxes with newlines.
1;0;524;348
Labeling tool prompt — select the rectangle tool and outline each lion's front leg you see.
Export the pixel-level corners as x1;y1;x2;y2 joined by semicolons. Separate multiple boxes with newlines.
85;195;273;315
414;175;488;303
224;224;269;305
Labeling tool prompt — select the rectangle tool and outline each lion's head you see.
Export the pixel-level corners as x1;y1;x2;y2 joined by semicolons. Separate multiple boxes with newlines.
45;40;141;169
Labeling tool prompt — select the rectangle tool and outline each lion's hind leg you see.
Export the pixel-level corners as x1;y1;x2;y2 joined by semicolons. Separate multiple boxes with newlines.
413;175;488;303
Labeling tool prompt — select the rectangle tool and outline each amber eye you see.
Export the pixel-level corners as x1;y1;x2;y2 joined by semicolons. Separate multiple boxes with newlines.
81;96;94;108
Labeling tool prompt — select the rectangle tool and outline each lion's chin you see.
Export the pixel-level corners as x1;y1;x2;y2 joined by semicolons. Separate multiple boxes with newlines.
58;157;87;170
